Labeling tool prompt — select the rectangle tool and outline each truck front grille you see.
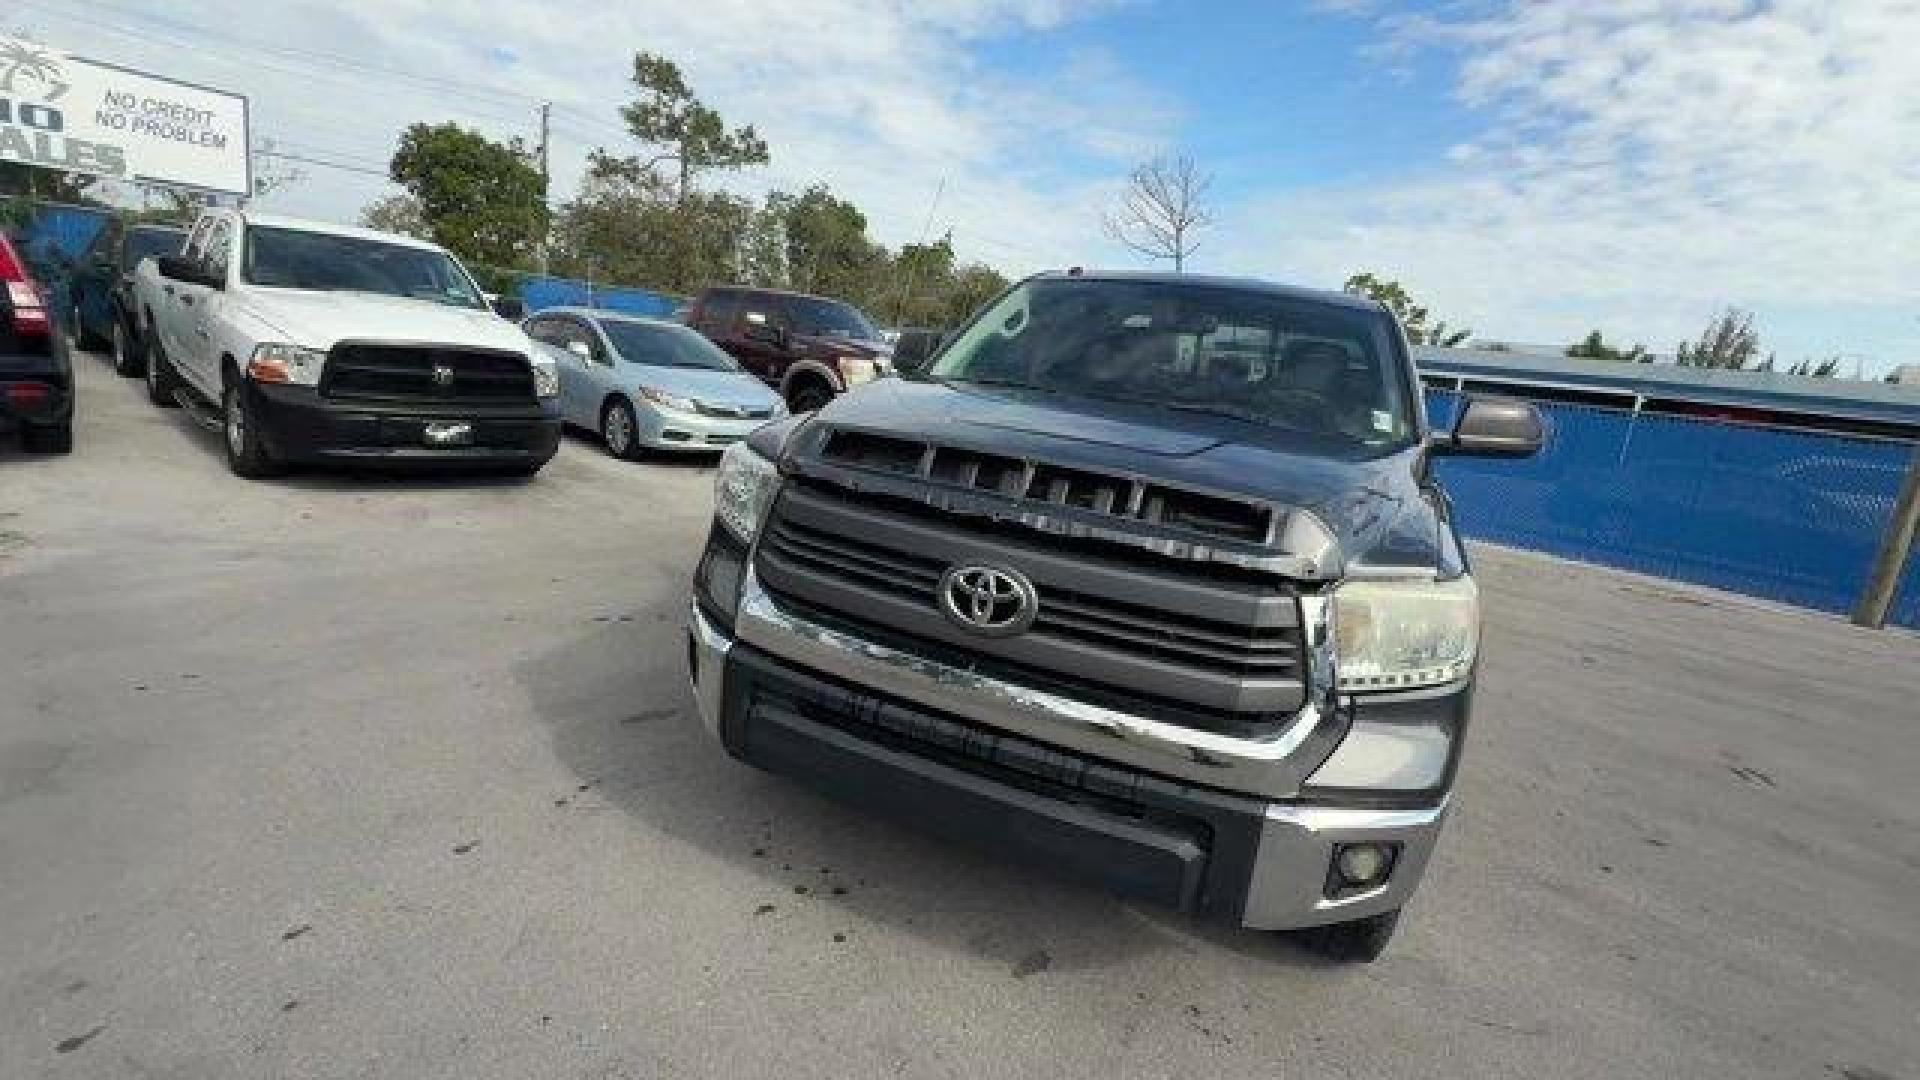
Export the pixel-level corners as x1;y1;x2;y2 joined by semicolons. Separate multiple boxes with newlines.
322;343;535;404
756;481;1307;726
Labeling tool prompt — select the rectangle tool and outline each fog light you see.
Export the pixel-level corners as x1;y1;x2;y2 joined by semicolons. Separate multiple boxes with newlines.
1334;843;1394;887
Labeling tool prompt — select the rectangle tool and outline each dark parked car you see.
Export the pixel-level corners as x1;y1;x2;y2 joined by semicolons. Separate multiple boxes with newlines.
688;272;1545;961
1;232;70;453
66;220;187;376
685;286;891;413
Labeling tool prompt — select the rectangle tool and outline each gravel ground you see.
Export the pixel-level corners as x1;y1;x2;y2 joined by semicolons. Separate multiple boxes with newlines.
3;349;1917;1079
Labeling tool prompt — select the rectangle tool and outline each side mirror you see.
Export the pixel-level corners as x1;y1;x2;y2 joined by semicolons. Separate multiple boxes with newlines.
565;339;592;360
1431;395;1544;458
890;329;941;376
157;255;217;288
490;294;526;321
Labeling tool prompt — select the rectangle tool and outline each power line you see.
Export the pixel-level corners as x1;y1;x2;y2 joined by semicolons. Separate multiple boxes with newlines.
254;149;390;180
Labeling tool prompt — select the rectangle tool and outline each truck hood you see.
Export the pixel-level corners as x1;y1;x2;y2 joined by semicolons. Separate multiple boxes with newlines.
802;377;1456;580
243;289;533;354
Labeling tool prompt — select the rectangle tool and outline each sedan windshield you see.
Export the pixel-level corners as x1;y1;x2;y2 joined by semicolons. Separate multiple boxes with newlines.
929;278;1415;446
604;320;741;371
782;295;879;341
242;226;485;309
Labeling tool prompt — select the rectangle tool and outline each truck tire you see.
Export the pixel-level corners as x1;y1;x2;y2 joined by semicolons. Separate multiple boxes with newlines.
23;421;73;454
111;318;145;378
1295;908;1400;964
223;380;284;479
146;337;181;408
601;397;640;460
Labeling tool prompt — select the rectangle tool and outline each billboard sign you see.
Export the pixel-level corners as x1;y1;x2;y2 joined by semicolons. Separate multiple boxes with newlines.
0;33;251;196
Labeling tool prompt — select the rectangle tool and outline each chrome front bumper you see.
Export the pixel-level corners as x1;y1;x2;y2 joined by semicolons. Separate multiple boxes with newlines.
687;572;1448;931
634;403;769;451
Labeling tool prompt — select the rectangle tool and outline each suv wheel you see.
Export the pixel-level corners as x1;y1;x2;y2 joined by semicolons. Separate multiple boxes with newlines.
111;318;144;378
602;398;640;460
146;337;181;408
1294;908;1400;964
787;378;833;414
223;380;283;478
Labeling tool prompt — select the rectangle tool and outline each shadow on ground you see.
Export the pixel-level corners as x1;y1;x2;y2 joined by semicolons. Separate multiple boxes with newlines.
514;591;1335;976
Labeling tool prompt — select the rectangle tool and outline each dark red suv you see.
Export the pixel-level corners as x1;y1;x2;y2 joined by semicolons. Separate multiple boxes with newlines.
1;233;70;454
686;286;891;412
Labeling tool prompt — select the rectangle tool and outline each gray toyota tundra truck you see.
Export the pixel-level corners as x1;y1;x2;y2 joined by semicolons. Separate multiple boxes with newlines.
687;272;1543;961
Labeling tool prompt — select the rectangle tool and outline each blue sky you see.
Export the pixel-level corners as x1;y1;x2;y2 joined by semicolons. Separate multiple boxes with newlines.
15;0;1920;375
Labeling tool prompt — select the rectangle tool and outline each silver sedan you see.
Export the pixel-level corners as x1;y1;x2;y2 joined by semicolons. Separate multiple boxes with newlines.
524;308;785;458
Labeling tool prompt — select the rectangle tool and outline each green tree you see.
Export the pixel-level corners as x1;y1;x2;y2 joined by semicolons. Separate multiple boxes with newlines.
783;185;883;300
1566;330;1649;364
551;170;752;295
388;122;548;269
1676;307;1767;370
1342;272;1471;346
358;194;430;240
593;52;769;202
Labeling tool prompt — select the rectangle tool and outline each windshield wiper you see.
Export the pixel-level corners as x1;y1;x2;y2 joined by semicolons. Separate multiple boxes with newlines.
1156;400;1274;425
948;376;1053;393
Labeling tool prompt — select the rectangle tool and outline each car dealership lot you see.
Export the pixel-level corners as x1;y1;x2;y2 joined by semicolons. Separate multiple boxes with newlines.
3;352;1917;1080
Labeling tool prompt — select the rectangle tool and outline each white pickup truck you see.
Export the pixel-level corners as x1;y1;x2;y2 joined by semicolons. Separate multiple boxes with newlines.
132;209;561;478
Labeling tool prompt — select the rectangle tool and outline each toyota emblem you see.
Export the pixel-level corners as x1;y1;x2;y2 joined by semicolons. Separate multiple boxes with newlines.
431;363;456;389
937;564;1038;637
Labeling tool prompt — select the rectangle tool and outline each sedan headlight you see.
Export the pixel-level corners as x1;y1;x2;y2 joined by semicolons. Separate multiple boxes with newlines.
714;441;781;542
247;343;327;385
837;355;877;386
531;358;560;399
1333;576;1479;691
639;385;698;413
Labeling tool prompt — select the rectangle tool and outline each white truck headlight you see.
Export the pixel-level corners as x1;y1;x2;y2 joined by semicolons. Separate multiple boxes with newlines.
639;385;697;413
714;441;781;542
837;355;877;386
248;344;326;386
531;357;560;399
1333;576;1479;691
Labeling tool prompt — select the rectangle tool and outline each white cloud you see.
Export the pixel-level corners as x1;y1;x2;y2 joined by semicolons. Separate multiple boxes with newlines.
1213;0;1920;369
14;0;1165;274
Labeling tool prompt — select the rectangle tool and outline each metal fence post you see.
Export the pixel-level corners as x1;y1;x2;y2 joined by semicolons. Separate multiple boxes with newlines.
1852;441;1920;628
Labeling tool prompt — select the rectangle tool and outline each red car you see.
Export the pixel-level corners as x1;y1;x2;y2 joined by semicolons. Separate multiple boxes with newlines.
1;232;71;453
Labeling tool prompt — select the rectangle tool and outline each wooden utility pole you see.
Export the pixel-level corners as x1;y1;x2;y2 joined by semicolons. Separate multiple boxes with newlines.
1852;442;1920;628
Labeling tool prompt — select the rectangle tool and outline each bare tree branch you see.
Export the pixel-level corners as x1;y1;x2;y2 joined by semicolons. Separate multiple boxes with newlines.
1103;155;1212;273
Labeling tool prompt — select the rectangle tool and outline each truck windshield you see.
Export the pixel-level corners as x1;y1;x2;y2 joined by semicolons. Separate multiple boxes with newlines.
781;295;879;341
603;320;741;371
125;228;185;265
929;278;1415;446
242;226;486;309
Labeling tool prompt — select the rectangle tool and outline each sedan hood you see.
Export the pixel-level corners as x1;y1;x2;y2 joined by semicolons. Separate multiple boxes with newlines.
803;378;1455;579
633;365;782;411
243;289;532;354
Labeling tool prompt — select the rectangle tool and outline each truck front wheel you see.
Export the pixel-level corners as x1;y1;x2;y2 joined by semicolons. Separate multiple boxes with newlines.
223;381;284;479
1294;908;1400;964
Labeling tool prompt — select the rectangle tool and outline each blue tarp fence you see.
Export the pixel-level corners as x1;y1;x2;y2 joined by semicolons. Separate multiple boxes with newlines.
515;275;679;319
1427;390;1920;629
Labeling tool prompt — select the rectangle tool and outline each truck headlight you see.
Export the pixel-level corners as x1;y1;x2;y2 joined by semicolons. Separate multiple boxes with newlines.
837;355;877;386
531;358;560;399
248;344;326;386
714;441;780;543
639;385;697;412
1333;576;1479;691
